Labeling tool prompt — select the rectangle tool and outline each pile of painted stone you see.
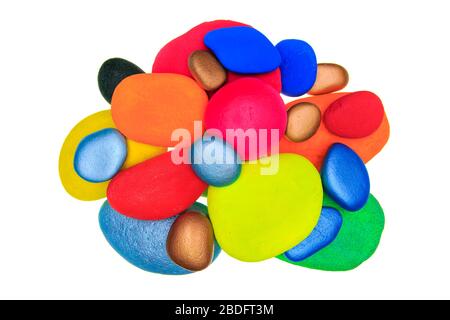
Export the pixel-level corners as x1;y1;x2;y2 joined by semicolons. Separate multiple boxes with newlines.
59;20;390;274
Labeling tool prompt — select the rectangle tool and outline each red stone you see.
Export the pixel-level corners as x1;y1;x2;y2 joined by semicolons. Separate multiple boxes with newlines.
107;151;207;220
323;91;385;138
204;78;287;161
152;20;247;78
227;68;282;92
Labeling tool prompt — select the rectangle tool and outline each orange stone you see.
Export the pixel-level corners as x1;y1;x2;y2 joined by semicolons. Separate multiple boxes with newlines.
111;73;208;147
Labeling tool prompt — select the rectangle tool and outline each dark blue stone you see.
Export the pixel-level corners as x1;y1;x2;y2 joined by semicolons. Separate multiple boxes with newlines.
99;201;221;275
204;26;281;74
74;128;127;183
276;39;317;97
321;143;370;211
285;207;343;262
190;135;242;187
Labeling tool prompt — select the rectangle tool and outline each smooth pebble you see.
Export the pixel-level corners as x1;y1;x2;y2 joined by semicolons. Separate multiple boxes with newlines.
204;78;287;161
204;26;281;74
324;91;385;138
107;151;207;220
190;135;242;187
309;63;349;95
284;207;342;262
276;39;317;97
322;143;370;211
111;73;208;147
189;50;227;91
167;210;215;271
286;102;321;142
98;58;144;103
208;153;323;262
74;128;126;183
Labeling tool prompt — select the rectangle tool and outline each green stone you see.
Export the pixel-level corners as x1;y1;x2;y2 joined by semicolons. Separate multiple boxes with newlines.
277;194;385;271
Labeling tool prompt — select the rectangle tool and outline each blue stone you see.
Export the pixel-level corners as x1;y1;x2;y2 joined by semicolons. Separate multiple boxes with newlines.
204;26;281;74
190;135;242;187
321;143;370;211
276;39;317;97
74;128;127;183
285;207;343;262
99;201;221;275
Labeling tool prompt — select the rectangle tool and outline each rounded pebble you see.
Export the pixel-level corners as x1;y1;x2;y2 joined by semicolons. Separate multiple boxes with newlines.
322;143;370;211
204;78;287;161
74;128;127;183
309;63;349;95
99;201;220;275
278;194;385;271
276;39;317;97
208;153;323;262
107;151;207;220
167;211;215;271
153;20;247;78
190;136;242;187
284;207;342;262
227;68;282;92
204;26;281;74
98;58;144;103
286;102;321;142
279;93;390;169
188;50;227;91
111;73;208;147
59;110;116;201
324;91;385;138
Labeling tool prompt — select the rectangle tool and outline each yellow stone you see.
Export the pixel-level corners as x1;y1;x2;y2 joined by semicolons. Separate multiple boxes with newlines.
208;153;323;262
59;110;166;201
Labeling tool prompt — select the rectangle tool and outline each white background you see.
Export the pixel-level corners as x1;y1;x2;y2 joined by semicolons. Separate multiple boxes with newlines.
0;0;449;300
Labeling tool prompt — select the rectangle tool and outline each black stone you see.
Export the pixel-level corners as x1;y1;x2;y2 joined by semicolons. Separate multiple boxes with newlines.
98;58;144;103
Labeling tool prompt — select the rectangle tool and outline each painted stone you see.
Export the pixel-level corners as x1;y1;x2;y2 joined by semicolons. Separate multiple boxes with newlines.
98;58;144;103
284;207;342;262
107;151;207;220
309;63;349;95
190;135;242;187
188;50;227;91
208;153;323;262
74;128;127;183
204;26;281;74
324;91;385;138
111;73;208;147
278;194;385;271
276;39;317;97
167;211;215;271
204;78;287;161
322;143;370;211
285;102;321;142
99;201;220;275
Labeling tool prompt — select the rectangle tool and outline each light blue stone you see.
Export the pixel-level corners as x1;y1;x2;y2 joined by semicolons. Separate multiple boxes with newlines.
285;207;343;262
74;128;127;183
321;143;370;211
276;39;317;97
99;201;221;275
204;26;281;74
190;136;242;187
